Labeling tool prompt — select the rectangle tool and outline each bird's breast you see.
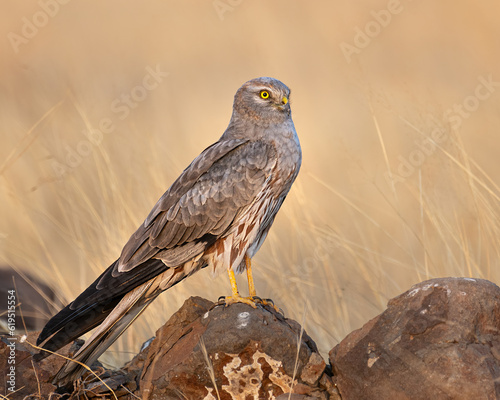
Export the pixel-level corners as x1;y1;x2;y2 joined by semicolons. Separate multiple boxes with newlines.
270;125;302;193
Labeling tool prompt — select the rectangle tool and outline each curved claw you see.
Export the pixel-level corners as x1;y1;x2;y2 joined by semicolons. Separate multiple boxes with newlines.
261;298;274;306
222;294;258;308
259;298;284;316
216;295;284;316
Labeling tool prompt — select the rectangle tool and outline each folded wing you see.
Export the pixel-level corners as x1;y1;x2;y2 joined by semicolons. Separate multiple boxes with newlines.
36;139;277;361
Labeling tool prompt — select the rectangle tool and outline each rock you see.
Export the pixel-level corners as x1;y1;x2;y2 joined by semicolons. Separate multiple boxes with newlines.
3;297;331;399
275;394;315;400
11;277;500;399
81;369;132;398
319;374;343;400
330;277;500;400
139;296;331;399
0;330;80;398
301;352;326;385
120;335;155;393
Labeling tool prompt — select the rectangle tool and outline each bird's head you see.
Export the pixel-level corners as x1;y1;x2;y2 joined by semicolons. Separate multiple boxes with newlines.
232;77;291;125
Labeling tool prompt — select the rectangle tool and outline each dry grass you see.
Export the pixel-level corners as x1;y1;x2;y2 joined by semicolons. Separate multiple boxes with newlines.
1;1;499;370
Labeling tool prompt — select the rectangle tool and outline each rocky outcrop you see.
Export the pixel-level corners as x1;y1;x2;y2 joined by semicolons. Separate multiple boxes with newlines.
0;330;82;398
2;277;500;399
1;297;336;399
136;296;335;399
330;277;500;400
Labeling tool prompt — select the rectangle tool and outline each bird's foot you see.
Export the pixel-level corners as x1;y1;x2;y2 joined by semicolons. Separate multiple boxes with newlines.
218;294;258;308
253;296;284;315
217;295;284;315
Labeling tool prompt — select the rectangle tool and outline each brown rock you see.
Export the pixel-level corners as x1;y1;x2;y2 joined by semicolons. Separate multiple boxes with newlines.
139;296;329;399
0;296;331;399
330;277;500;400
0;331;80;398
275;394;316;400
319;374;342;400
301;352;326;385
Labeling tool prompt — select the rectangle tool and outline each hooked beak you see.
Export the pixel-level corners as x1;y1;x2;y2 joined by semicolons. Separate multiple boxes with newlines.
276;96;288;110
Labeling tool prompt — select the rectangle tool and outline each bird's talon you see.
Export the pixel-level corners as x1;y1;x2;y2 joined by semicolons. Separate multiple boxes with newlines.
223;294;258;308
262;298;274;306
251;296;263;303
259;298;283;315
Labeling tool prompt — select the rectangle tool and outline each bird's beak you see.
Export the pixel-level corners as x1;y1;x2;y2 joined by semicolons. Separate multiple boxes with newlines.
276;96;288;110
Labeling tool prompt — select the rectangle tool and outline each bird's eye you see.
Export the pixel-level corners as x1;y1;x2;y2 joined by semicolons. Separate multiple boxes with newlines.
260;90;270;99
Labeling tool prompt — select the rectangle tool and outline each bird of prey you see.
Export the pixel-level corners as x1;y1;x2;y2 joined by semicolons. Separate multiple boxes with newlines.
35;77;302;386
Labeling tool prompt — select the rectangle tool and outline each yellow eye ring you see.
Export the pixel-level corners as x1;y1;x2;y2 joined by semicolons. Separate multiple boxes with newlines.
260;90;270;99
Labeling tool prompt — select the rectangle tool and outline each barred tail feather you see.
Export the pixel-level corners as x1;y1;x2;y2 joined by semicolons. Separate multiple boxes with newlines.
53;281;159;386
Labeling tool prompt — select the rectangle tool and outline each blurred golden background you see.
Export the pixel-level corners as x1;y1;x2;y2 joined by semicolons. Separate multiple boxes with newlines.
1;1;499;366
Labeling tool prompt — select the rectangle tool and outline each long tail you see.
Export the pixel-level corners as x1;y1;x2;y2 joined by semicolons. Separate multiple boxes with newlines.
53;277;161;386
34;257;202;386
35;259;169;358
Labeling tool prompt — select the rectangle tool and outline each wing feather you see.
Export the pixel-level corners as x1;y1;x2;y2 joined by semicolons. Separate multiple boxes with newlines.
118;139;277;272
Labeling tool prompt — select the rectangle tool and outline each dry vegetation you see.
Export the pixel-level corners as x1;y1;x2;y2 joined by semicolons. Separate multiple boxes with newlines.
1;1;499;371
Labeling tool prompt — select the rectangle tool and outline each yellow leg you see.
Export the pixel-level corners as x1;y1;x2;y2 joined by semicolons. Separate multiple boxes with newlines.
245;255;257;297
228;268;240;297
225;268;257;308
245;255;282;314
223;257;282;314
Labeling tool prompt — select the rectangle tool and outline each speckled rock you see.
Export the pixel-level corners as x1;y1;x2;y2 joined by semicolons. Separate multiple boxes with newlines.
330;277;500;400
139;296;332;400
0;330;80;398
5;297;334;399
